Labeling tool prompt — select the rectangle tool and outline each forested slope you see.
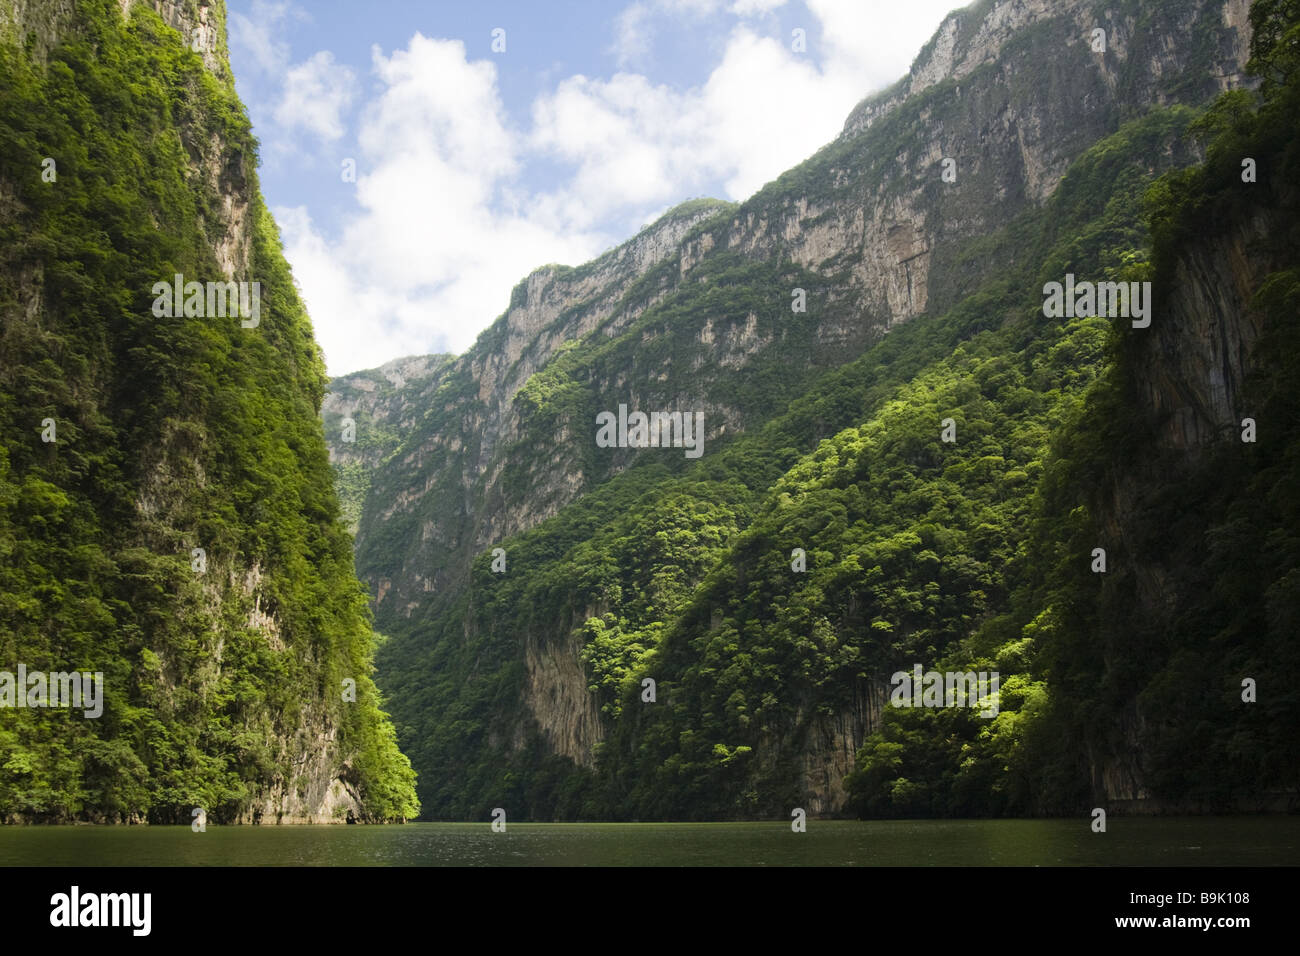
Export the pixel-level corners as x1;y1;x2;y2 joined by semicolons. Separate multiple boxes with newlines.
0;0;417;823
325;0;1297;820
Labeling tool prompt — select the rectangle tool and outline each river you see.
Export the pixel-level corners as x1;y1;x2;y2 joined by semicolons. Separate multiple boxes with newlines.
1;817;1297;866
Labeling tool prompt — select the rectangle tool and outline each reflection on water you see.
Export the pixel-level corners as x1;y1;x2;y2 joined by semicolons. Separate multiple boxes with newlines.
0;817;1297;866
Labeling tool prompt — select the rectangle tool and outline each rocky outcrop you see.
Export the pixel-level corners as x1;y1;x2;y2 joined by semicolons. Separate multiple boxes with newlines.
346;200;735;617
795;681;886;816
328;0;1260;817
349;0;1256;630
844;0;1254;140
1090;200;1283;807
322;354;451;534
0;0;411;824
1139;209;1275;452
522;625;605;766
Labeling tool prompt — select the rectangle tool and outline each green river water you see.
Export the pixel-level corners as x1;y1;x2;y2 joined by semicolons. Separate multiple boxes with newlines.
1;817;1297;866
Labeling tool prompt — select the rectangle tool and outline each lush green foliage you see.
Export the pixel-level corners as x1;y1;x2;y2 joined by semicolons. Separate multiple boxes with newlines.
377;101;1233;819
0;0;416;821
1016;0;1300;810
366;0;1296;822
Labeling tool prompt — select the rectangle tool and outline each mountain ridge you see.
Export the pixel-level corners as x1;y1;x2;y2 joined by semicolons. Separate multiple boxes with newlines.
323;0;1279;819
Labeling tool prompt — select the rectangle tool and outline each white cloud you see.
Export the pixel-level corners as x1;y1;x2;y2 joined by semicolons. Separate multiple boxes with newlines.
229;0;294;74
612;3;654;67
529;72;710;229
806;0;960;85
270;1;963;374
274;51;357;142
696;27;848;197
531;0;962;211
278;35;607;374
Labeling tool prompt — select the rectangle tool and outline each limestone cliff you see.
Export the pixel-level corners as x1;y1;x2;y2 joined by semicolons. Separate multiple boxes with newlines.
0;0;417;823
326;0;1260;818
1089;204;1293;808
347;0;1255;631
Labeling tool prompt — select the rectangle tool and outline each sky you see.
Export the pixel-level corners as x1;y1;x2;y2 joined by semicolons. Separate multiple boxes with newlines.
226;0;963;376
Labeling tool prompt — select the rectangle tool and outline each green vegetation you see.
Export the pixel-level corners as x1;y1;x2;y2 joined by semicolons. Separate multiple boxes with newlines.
0;0;416;821
321;356;451;535
372;1;1299;820
376;100;1234;819
1012;0;1300;811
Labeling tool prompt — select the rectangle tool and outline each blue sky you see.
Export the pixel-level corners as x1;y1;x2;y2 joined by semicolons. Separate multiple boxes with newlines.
227;0;961;375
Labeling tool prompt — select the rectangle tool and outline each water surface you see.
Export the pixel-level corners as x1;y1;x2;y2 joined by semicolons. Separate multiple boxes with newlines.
2;817;1297;866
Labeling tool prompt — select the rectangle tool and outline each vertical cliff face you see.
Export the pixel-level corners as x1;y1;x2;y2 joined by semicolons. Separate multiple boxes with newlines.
0;0;417;822
845;0;1254;140
321;354;451;535
1138;210;1275;451
1085;199;1297;809
1083;211;1274;806
348;0;1255;635
322;0;1268;820
1029;0;1300;811
349;199;737;620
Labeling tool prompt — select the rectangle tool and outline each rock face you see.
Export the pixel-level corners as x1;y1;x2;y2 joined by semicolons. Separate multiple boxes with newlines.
522;625;605;766
133;0;364;826
844;0;1255;141
327;0;1258;816
322;354;452;534
345;199;737;618
1089;200;1286;809
1;0;415;823
1139;210;1275;452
